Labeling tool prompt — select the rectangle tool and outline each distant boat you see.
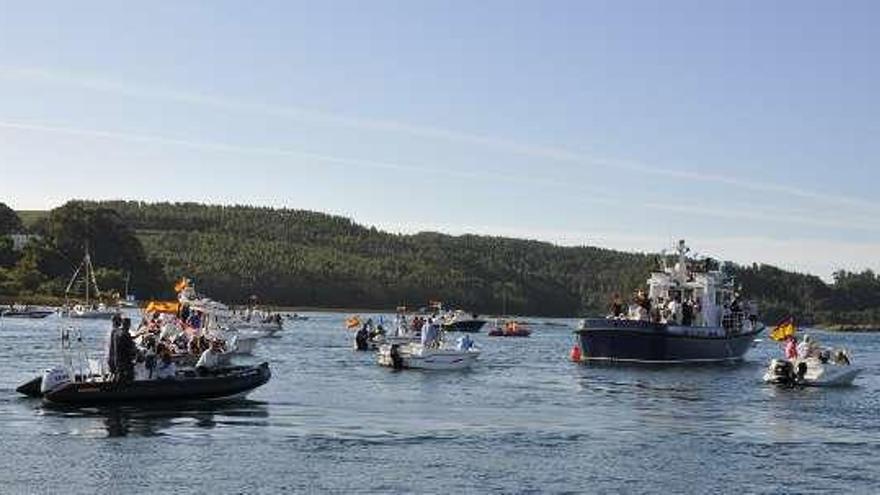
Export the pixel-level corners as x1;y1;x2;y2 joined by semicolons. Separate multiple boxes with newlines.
1;309;53;319
574;240;764;364
440;309;487;333
61;248;119;320
377;343;480;370
488;319;531;337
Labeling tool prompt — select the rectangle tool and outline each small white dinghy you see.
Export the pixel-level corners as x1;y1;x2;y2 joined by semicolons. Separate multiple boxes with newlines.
228;334;259;355
763;353;861;387
377;342;480;370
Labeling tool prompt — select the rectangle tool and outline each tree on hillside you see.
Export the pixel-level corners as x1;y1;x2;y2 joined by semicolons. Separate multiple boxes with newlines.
0;203;23;235
34;201;168;298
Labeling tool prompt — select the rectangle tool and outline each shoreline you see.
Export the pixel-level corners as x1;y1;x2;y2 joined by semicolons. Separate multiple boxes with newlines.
816;324;880;333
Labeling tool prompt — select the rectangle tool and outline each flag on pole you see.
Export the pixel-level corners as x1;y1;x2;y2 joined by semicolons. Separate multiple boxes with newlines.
769;316;796;341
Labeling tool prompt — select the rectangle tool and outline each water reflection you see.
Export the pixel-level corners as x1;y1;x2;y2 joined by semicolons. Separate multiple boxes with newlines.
39;400;270;438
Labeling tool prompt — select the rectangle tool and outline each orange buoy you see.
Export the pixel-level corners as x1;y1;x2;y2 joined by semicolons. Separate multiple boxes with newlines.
570;344;582;362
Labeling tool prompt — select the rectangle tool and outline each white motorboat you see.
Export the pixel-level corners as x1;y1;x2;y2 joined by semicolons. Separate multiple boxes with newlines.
763;355;861;387
377;342;480;370
232;322;282;338
229;309;283;338
228;334;259;355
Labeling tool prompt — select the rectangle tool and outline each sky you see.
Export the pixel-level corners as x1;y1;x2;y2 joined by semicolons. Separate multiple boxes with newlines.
0;0;878;280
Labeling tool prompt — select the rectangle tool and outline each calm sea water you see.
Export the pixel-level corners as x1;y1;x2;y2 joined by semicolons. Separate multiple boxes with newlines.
1;312;878;494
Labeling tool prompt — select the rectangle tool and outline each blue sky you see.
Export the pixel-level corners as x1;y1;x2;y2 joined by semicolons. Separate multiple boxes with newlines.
0;0;878;278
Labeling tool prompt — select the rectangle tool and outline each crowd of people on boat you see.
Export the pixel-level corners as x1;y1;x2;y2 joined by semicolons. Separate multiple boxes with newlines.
354;312;471;351
607;289;756;330
782;333;851;365
105;310;228;383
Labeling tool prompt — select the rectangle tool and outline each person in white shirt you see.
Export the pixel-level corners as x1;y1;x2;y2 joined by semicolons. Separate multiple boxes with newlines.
196;340;223;372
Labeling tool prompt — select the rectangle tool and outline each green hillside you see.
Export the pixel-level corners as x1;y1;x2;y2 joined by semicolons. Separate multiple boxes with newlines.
3;200;879;324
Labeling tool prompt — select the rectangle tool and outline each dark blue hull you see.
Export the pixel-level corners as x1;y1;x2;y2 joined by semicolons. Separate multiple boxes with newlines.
442;320;487;333
575;319;762;363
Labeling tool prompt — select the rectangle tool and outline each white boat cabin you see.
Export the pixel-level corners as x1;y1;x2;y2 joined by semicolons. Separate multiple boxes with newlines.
631;240;755;330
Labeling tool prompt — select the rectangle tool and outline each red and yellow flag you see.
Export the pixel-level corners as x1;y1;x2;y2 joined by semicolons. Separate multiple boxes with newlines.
769;316;796;341
144;300;180;315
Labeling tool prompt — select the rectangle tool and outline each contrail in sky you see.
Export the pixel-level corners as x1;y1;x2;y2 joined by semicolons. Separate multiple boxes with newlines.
1;118;877;234
2;66;877;213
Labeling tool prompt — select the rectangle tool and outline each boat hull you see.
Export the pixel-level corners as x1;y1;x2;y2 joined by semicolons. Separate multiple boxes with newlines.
43;363;271;404
2;310;53;319
763;358;861;387
488;329;531;337
442;320;486;333
66;311;117;320
575;319;762;364
378;344;479;370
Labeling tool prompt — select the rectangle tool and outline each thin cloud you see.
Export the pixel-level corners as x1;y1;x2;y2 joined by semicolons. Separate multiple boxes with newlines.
2;66;877;213
1;119;878;234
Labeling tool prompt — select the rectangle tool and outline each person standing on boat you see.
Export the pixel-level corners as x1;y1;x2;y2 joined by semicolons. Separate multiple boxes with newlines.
633;289;651;321
421;318;439;347
609;293;626;318
681;297;694;326
797;334;820;358
110;317;136;383
666;295;682;325
106;314;123;376
355;323;370;351
692;295;703;326
784;335;799;360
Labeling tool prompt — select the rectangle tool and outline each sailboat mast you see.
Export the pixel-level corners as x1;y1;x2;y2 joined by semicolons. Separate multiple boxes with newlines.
84;251;89;306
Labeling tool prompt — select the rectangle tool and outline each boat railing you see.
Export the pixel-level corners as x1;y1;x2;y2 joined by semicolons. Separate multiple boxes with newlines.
721;311;746;333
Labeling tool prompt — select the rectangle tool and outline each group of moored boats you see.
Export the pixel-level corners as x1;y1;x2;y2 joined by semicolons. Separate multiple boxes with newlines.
14;239;865;409
15;278;290;405
570;240;862;387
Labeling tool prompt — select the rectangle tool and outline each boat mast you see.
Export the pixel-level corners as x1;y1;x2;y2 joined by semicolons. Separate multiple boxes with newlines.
84;250;89;306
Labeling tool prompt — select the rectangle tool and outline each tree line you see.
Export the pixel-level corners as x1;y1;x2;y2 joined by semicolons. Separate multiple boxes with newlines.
1;200;878;324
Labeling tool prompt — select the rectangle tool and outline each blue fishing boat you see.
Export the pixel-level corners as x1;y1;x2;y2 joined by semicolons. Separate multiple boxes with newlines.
574;240;764;364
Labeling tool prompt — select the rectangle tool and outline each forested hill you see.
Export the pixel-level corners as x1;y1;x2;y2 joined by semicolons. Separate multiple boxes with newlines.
3;200;879;323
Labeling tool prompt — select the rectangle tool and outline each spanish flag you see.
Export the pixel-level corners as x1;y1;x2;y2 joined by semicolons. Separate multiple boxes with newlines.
769;316;796;341
174;277;188;293
144;300;181;314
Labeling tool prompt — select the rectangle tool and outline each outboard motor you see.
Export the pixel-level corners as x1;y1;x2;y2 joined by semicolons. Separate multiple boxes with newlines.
354;327;369;351
389;344;403;370
796;361;808;382
766;359;796;386
40;367;72;395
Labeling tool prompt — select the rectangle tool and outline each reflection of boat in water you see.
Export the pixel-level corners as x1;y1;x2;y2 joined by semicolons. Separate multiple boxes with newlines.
40;399;271;437
763;356;861;387
488;319;531;337
575;240;764;364
40;363;271;404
